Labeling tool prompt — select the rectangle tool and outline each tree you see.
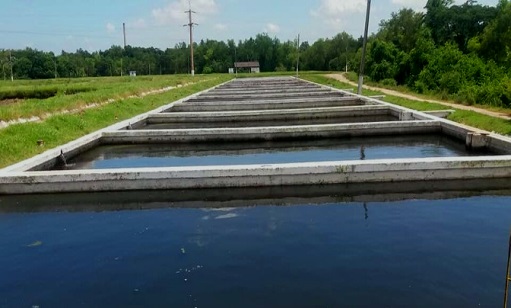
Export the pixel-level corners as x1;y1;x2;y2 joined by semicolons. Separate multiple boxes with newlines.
378;8;424;53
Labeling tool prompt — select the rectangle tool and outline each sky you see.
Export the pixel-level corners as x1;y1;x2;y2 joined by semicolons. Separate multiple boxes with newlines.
0;0;499;54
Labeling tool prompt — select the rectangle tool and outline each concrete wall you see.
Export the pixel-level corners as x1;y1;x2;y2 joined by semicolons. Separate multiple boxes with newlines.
2;156;511;194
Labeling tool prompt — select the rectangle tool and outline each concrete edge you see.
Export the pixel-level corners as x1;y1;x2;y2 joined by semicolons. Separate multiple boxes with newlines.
2;156;511;194
0;78;234;173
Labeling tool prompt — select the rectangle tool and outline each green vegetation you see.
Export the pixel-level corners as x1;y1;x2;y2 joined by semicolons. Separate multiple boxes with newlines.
303;74;511;135
3;1;511;110
0;75;212;121
0;75;232;168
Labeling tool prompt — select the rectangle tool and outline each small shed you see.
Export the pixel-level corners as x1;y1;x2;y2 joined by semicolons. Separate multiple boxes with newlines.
235;61;260;73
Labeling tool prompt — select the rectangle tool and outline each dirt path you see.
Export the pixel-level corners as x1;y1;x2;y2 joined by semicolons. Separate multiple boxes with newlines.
326;73;511;120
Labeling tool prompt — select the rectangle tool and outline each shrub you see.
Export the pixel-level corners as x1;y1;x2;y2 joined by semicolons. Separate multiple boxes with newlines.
381;78;398;87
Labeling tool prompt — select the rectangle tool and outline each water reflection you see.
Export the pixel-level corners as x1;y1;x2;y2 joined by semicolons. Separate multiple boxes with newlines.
1;179;511;214
52;134;501;171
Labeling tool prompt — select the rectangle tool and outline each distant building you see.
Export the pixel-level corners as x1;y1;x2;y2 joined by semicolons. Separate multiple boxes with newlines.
129;71;137;77
235;61;260;73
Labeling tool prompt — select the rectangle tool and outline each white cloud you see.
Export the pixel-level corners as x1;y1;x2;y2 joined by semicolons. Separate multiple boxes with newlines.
264;23;280;34
106;22;116;34
152;0;218;25
214;23;227;31
311;0;367;28
391;0;469;11
131;18;147;29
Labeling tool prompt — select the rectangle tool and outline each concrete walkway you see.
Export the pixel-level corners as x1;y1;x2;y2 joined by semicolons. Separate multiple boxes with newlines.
326;73;511;121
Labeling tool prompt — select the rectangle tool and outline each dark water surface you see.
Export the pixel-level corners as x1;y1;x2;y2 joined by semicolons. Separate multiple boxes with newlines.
59;135;497;170
0;194;511;307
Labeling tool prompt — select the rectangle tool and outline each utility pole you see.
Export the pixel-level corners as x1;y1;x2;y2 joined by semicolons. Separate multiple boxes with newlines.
296;34;300;77
121;22;126;77
8;51;15;82
358;0;371;95
234;45;238;77
345;45;348;73
123;22;127;48
184;0;198;76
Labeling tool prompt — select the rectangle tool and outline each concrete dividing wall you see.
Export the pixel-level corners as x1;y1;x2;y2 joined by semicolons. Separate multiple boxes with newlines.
2;156;511;194
146;106;392;124
2;76;511;195
101;121;441;144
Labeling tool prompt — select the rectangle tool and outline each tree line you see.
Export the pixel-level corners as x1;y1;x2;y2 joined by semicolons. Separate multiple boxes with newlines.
0;33;360;80
2;0;511;107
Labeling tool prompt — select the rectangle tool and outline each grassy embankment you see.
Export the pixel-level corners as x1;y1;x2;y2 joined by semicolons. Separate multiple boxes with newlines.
302;74;511;136
343;71;511;117
0;74;232;168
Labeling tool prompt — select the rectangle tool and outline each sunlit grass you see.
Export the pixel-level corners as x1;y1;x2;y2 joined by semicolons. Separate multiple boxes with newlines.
0;75;221;121
0;75;232;168
304;74;511;136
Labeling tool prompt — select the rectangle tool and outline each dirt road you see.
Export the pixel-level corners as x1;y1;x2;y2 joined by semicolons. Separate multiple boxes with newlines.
326;73;511;120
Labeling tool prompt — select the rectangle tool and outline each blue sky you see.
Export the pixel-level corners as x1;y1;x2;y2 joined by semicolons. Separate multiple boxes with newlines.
0;0;498;54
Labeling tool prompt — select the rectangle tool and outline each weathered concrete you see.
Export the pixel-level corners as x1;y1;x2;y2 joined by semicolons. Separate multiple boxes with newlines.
147;106;392;124
187;91;344;102
2;156;511;194
101;121;441;144
207;87;330;96
423;110;455;119
169;97;366;112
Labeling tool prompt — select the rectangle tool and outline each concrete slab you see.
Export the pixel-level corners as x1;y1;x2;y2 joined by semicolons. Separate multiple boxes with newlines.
100;121;441;144
169;97;366;112
2;156;511;194
147;106;392;123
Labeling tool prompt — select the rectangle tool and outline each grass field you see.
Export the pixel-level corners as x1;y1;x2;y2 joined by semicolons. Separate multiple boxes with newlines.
0;75;218;122
0;74;232;168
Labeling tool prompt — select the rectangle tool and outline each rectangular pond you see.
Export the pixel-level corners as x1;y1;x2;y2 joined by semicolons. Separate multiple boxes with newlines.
52;134;502;170
1;187;510;307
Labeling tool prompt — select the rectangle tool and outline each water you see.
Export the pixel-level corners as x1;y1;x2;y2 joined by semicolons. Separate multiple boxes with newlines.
0;193;510;307
137;115;398;130
58;135;498;170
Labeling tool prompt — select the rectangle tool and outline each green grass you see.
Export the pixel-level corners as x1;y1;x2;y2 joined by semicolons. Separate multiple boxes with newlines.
0;75;215;121
302;74;382;96
0;75;232;168
303;74;511;135
343;71;511;116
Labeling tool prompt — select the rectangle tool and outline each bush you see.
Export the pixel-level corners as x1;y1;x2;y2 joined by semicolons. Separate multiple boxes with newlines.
456;85;478;105
381;78;398;87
